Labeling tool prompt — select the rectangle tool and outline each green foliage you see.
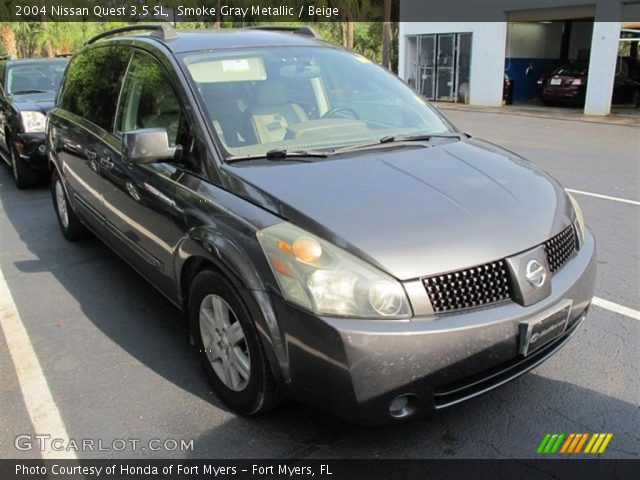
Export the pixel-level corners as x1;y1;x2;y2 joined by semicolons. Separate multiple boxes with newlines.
59;45;131;129
0;22;128;57
0;21;398;70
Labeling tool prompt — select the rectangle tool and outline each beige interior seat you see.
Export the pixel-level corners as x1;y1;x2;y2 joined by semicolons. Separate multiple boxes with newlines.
247;81;308;144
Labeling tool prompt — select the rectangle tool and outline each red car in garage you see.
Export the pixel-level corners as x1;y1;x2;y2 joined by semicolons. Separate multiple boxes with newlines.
539;57;640;106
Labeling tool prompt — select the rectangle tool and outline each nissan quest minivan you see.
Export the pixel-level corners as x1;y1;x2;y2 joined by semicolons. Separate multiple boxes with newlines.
47;25;596;424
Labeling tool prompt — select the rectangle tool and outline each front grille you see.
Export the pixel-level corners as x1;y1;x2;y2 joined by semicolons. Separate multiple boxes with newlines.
423;260;511;313
423;225;578;314
544;225;577;273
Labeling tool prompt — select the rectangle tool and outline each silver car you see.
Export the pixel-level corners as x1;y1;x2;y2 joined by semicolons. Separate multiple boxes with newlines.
48;25;596;424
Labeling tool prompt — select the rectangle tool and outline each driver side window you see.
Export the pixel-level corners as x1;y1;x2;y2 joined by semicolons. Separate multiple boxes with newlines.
116;52;186;147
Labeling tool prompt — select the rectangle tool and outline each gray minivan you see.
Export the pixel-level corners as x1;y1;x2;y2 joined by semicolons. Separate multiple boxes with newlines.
47;25;596;424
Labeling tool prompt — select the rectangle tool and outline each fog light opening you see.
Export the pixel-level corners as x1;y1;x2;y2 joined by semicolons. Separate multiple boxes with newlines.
389;394;419;419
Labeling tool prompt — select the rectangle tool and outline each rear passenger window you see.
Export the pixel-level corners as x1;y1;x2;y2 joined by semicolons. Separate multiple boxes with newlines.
116;51;185;147
58;46;131;131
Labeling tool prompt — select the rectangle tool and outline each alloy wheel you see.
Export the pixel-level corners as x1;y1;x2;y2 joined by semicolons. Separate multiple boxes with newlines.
199;294;251;391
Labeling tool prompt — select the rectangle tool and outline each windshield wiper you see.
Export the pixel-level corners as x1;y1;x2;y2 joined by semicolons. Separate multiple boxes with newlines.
10;89;50;95
381;132;464;143
226;148;329;163
332;132;464;155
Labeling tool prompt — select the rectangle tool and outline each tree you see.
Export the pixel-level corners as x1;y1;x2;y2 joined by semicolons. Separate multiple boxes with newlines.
336;0;372;49
0;23;17;57
382;0;392;70
39;17;54;57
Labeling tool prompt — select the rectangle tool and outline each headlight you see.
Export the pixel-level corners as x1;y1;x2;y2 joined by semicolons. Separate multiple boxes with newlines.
258;223;411;319
567;192;586;247
20;111;47;133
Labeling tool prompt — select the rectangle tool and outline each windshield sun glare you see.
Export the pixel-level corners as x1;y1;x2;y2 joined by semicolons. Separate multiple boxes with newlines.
181;47;452;160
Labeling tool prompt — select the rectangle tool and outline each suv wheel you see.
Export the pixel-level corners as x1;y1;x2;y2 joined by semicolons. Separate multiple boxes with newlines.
189;270;280;414
51;169;88;240
10;144;37;189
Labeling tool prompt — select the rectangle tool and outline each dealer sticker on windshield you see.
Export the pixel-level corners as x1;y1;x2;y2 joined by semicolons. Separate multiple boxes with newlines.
519;300;572;356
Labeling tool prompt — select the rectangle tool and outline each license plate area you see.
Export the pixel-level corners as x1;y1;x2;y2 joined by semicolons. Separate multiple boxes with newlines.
519;300;572;356
550;78;562;85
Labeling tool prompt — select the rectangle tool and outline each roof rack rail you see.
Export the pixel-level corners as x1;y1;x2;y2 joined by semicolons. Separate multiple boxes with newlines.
247;26;320;38
86;24;177;45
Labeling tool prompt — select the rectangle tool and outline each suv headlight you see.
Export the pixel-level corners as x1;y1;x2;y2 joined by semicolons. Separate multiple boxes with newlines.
567;192;586;247
20;111;47;133
258;223;411;319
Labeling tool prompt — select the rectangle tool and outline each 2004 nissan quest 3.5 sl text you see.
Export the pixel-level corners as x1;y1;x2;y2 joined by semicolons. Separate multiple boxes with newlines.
47;24;596;425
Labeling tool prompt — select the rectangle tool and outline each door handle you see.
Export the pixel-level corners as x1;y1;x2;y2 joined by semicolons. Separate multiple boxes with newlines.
99;155;114;170
86;149;97;161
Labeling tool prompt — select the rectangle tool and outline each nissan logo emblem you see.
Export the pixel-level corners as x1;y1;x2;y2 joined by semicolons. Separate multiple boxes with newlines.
525;259;547;288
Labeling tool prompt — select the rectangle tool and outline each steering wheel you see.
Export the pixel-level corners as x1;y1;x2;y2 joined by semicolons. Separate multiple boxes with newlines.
321;105;360;120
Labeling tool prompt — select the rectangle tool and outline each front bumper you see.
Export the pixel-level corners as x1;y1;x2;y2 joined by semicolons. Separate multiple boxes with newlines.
270;229;596;424
14;133;47;170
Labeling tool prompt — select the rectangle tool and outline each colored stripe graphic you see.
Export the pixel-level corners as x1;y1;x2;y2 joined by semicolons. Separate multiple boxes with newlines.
597;434;613;453
560;433;575;453
537;433;552;453
590;434;607;453
544;434;559;453
539;433;613;454
550;434;565;453
567;433;582;453
584;433;599;453
574;433;589;453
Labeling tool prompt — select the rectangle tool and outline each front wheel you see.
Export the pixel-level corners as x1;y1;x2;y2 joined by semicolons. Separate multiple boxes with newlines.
189;270;280;415
51;169;88;241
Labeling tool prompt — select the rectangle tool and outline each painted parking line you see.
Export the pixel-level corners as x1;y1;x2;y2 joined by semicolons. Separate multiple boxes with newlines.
593;297;640;322
0;268;76;459
566;188;640;207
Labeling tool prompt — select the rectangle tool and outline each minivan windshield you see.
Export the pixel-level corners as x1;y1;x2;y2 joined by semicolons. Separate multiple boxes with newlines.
5;60;68;95
181;47;453;159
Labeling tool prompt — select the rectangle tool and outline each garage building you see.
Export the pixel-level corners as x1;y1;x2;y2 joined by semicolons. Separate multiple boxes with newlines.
399;0;640;115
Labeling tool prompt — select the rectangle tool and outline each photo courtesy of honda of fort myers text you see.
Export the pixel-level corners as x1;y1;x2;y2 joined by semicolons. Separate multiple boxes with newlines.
0;0;639;480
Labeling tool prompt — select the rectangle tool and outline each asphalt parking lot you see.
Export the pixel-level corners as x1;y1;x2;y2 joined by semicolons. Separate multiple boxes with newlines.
1;109;638;460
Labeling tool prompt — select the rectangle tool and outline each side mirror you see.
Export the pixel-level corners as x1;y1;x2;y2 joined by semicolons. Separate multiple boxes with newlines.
122;128;179;164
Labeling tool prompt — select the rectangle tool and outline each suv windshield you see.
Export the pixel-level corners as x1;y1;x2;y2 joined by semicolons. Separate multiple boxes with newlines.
6;60;68;95
181;46;452;159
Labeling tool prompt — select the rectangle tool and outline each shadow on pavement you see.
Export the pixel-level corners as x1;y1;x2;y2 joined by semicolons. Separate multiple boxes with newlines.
0;164;224;409
187;373;639;459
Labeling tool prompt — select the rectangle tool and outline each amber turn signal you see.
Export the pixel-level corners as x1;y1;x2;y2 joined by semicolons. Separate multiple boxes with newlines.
292;237;322;263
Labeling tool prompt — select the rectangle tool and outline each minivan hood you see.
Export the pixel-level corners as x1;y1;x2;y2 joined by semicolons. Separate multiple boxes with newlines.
225;139;573;280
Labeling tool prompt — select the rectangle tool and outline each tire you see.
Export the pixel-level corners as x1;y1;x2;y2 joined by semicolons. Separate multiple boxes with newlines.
189;270;280;415
51;169;88;241
10;144;38;189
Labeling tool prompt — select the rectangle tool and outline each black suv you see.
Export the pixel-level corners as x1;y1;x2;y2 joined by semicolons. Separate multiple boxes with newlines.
0;57;68;188
47;25;595;424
